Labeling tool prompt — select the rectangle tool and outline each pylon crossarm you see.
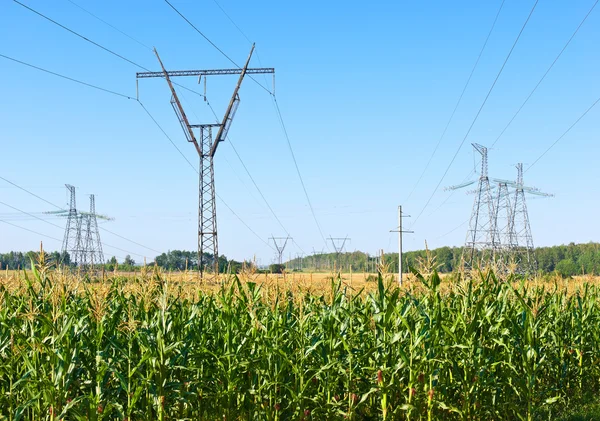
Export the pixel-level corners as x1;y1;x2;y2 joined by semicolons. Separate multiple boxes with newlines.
154;48;202;156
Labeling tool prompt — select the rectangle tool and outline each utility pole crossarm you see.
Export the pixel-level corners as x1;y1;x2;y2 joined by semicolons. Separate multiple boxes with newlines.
153;48;202;156
136;68;274;79
210;44;255;158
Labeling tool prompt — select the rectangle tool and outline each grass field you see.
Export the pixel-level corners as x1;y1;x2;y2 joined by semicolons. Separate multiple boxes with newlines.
1;258;600;420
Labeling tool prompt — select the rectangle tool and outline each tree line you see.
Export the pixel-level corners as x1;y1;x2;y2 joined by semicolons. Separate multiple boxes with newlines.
285;242;600;277
2;242;599;276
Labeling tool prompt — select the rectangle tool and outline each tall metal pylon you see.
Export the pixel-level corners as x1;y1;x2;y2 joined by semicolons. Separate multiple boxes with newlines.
493;181;514;271
58;186;109;267
511;163;540;273
61;184;79;264
84;194;104;267
270;236;291;265
328;237;349;255
143;45;274;277
464;144;500;268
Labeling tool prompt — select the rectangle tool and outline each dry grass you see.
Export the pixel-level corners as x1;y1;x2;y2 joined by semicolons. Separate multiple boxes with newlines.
2;266;600;301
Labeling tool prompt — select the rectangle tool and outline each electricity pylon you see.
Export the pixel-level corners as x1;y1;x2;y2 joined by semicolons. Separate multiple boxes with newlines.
140;45;274;277
56;185;110;267
493;181;514;271
61;184;79;262
463;144;499;269
510;163;553;273
84;194;104;267
448;157;553;274
270;236;291;265
328;237;349;255
328;236;350;272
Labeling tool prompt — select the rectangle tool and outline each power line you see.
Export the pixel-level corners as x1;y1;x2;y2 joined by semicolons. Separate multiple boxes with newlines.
0;177;156;257
13;0;146;69
13;0;205;100
436;219;469;240
98;227;162;254
0;53;134;99
138;101;198;172
65;0;152;50
490;0;599;149
205;0;328;252
271;95;330;251
162;0;272;95
0;175;65;211
411;0;540;228
0;219;63;243
0;200;137;259
211;0;253;44
405;0;506;202
204;99;297;247
526;95;600;172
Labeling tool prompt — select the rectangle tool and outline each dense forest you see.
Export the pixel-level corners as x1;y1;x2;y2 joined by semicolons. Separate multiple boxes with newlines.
1;242;599;276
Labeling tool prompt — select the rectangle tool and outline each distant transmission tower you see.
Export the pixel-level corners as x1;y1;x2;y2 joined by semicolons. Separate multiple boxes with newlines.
140;45;274;277
493;181;514;271
61;184;79;264
84;194;104;267
463;144;499;268
328;236;349;255
510;163;553;273
328;236;350;271
58;186;110;267
270;237;291;265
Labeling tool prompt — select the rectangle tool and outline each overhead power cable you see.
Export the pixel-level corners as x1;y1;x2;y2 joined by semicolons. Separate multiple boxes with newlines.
207;0;329;251
411;0;540;228
204;99;300;252
65;0;152;50
0;53;134;99
490;0;599;148
0;219;63;243
0;200;139;258
271;96;330;251
14;0;145;69
0;176;156;257
13;0;204;99
162;0;272;95
404;0;506;203
526;95;600;172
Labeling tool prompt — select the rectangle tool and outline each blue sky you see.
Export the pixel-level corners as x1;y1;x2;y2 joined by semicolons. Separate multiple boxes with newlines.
0;0;598;264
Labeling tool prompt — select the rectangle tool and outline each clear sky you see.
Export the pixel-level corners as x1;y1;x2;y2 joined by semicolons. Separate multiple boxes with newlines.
0;0;598;264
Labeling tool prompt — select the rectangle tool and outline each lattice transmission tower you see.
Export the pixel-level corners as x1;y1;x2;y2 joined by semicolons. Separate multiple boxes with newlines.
509;163;553;273
83;194;104;267
493;181;514;271
61;184;79;263
138;45;274;276
463;144;500;268
57;185;109;267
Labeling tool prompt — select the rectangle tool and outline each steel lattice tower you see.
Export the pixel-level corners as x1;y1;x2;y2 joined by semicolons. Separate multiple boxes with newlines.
61;184;80;264
84;194;104;267
464;144;500;268
143;45;274;277
198;124;219;273
511;163;536;273
60;186;108;267
493;181;514;271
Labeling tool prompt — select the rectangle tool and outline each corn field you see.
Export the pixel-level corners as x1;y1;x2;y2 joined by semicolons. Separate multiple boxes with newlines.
1;263;599;420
